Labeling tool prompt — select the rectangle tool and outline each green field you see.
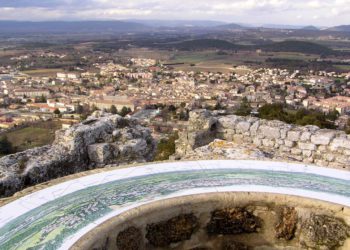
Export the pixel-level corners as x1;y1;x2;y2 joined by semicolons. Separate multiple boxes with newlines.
3;121;61;154
22;68;62;76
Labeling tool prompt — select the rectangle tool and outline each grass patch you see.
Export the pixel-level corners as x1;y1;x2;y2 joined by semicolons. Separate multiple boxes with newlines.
3;121;61;153
22;68;61;76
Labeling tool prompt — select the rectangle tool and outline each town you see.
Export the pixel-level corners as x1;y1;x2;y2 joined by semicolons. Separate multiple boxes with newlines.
1;48;350;158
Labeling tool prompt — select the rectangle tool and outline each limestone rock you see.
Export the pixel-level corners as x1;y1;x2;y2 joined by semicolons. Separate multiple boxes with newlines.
275;207;298;240
207;208;261;235
116;227;143;250
310;130;335;145
300;214;350;249
222;241;249;250
181;139;270;161
0;114;156;198
146;214;199;247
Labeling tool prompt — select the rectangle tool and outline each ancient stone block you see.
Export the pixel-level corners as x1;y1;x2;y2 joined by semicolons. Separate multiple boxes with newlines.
236;121;251;133
300;131;311;142
146;214;199;247
275;207;298;240
259;125;281;140
300;214;350;249
298;142;316;151
287;131;301;142
206;208;261;235
116;227;143;250
310;130;336;145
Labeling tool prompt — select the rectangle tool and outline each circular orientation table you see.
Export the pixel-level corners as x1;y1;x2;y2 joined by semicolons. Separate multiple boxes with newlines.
0;160;349;250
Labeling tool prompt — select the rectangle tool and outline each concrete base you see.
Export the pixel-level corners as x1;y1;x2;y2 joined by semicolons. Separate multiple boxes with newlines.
71;192;350;250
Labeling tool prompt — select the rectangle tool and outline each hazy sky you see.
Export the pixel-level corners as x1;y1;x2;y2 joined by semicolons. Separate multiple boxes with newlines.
0;0;349;26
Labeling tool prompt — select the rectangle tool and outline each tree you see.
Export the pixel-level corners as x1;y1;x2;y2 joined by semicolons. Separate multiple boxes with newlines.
119;106;131;117
76;104;84;114
326;109;340;122
110;105;118;114
258;103;288;122
235;97;252;116
53;108;61;115
40;95;47;103
0;136;13;155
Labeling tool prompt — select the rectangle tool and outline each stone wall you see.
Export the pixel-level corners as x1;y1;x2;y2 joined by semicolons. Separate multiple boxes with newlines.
176;110;350;170
71;193;350;250
0;112;156;198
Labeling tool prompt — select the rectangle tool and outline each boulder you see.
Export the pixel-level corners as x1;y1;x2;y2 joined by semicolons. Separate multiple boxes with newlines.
207;208;261;235
146;214;199;247
116;227;144;250
275;207;298;240
300;214;350;249
0;114;156;198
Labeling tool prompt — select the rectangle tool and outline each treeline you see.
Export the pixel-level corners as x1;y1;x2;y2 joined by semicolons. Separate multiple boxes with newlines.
265;58;343;73
258;104;339;129
157;39;338;56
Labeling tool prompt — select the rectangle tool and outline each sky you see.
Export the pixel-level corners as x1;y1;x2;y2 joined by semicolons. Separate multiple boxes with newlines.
0;0;349;26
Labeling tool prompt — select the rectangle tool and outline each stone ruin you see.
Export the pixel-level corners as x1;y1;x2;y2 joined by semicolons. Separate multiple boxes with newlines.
175;110;350;170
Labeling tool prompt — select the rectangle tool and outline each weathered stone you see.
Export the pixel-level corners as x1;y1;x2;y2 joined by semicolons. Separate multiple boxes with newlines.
236;121;251;133
175;110;350;170
291;148;302;155
222;241;249;250
300;214;350;249
330;137;350;150
302;150;313;158
116;227;143;250
298;142;316;151
250;121;260;135
146;214;199;247
207;208;261;235
0;113;156;198
285;140;295;148
275;207;298;241
310;130;336;145
259;125;281;139
287;131;301;142
262;139;275;148
88;143;115;165
300;131;312;142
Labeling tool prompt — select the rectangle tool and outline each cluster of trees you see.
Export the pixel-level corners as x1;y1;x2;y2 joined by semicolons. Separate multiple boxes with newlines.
0;136;13;155
235;97;252;116
258;104;339;129
110;105;132;117
154;133;179;161
34;95;47;103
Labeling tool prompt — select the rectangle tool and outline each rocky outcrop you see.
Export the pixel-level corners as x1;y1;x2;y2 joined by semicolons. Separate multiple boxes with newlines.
176;110;350;170
146;213;199;247
0;112;156;198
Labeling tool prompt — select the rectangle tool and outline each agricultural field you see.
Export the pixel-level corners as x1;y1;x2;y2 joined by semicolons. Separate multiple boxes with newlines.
2;121;61;154
22;68;62;77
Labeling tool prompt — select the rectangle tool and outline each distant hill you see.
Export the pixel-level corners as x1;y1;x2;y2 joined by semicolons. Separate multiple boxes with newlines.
260;41;335;55
327;25;350;32
259;24;304;29
127;19;227;27
171;39;242;50
168;39;335;56
300;26;319;31
215;23;245;29
0;21;149;34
